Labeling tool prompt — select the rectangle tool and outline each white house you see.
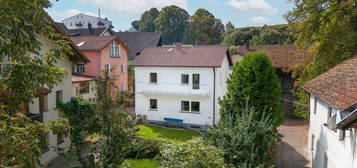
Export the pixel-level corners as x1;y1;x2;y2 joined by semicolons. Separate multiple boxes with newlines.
133;44;232;129
62;13;112;30
26;16;89;165
303;57;357;168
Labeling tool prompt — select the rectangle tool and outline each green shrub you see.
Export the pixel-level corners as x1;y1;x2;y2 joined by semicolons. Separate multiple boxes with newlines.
126;137;161;159
159;137;228;168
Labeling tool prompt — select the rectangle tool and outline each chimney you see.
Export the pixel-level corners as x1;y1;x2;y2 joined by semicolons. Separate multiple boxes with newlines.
245;40;250;50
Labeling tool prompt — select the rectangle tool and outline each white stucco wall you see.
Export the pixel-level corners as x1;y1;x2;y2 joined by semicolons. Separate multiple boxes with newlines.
28;36;72;165
308;94;357;168
134;56;230;126
62;13;112;30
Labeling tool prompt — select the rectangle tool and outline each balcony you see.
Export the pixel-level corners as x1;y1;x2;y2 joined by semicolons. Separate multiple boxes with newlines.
136;82;210;97
28;113;43;122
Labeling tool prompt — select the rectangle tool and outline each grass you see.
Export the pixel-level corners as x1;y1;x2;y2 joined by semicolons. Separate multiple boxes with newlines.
136;125;200;143
125;159;159;168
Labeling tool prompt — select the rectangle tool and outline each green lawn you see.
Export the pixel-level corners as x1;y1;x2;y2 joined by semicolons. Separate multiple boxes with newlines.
125;159;159;168
135;125;200;143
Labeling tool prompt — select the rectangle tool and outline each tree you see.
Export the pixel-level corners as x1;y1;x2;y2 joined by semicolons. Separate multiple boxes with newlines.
260;29;282;45
285;0;357;118
220;52;283;127
205;105;277;167
131;20;140;31
0;0;76;167
159;138;227;168
225;21;235;32
188;8;225;45
138;8;159;32
154;5;190;44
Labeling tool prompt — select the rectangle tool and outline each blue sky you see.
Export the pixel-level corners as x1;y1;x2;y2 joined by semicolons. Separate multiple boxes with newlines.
47;0;295;31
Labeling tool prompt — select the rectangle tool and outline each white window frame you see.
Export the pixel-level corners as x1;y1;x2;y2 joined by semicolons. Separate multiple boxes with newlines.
180;100;200;113
149;99;158;111
75;64;85;73
110;41;120;58
105;64;111;72
120;64;125;73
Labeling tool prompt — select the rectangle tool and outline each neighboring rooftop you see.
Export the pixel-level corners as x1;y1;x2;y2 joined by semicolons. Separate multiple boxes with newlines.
133;44;232;67
72;74;95;83
303;57;357;111
115;32;162;60
236;45;312;68
70;36;118;51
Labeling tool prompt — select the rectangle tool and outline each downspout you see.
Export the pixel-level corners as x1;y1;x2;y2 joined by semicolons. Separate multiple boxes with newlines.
213;67;216;125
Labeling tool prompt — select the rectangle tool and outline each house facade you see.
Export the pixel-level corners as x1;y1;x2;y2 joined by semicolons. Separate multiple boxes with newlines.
134;44;232;128
72;74;96;101
303;57;357;168
71;36;129;92
62;13;112;30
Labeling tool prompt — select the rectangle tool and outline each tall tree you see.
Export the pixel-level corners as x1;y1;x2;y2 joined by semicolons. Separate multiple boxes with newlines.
0;0;76;167
225;21;235;32
131;20;140;31
154;5;190;44
220;52;283;127
188;8;224;45
138;8;159;32
285;0;357;118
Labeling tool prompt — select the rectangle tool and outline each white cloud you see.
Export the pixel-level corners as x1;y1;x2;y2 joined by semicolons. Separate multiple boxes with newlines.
208;0;220;6
226;0;278;15
76;0;188;16
48;9;104;21
250;16;271;24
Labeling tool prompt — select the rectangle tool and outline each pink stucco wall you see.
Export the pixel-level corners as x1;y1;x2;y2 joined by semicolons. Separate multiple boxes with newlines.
81;39;128;91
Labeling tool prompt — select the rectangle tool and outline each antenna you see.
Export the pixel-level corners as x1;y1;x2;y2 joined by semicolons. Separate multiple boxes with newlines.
98;9;101;19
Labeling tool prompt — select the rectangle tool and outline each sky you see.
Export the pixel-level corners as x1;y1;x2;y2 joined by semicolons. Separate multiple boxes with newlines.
47;0;296;31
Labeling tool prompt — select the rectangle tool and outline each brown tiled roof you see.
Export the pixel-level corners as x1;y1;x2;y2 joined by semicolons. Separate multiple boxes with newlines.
133;45;232;67
303;57;357;110
70;36;129;51
72;74;95;83
236;45;312;68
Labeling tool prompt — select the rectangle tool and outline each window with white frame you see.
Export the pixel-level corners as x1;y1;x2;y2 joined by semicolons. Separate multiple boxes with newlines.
74;64;85;73
110;41;120;57
105;64;111;72
120;64;125;73
149;99;157;110
150;73;157;83
181;74;189;84
180;101;200;113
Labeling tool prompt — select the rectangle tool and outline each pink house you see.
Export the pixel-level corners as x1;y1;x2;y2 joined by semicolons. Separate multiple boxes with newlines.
71;36;129;91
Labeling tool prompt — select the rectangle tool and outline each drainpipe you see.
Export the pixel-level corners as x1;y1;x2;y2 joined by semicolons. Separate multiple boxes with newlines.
213;67;216;125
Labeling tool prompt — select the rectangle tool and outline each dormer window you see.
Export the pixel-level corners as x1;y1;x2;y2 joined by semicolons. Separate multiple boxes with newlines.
110;41;120;58
74;64;84;73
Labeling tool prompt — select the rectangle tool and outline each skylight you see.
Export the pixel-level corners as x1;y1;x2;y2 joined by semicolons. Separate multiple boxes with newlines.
77;41;86;47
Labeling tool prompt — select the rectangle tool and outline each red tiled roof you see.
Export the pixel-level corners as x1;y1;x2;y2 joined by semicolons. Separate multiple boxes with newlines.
236;45;312;68
72;74;95;83
133;45;232;67
303;57;357;110
70;36;129;51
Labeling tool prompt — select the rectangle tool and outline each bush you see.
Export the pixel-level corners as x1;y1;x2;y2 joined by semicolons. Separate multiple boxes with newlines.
159;137;228;168
126;137;161;159
205;106;277;168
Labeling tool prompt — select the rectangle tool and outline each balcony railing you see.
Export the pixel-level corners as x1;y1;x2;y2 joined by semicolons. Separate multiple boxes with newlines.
28;113;44;122
136;82;210;97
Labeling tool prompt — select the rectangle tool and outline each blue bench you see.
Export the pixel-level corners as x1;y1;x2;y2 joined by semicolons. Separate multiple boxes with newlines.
164;117;183;127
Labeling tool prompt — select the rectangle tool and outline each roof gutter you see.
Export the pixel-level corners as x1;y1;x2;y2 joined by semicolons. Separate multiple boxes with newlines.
213;67;216;125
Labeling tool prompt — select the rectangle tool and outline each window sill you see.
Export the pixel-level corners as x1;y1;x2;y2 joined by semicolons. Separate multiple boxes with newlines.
148;83;158;85
180;83;189;86
148;109;158;111
179;111;200;114
110;56;121;58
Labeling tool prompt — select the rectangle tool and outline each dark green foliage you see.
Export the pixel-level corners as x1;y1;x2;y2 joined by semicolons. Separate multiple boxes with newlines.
188;8;225;45
154;5;190;44
225;22;235;32
221;24;295;46
126;137;161;159
131;20;140;30
138;8;159;32
220;52;283;127
205;106;277;168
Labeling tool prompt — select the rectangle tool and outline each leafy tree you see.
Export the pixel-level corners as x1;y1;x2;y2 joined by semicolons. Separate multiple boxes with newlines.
205;105;277;168
0;0;77;167
159;138;227;168
131;20;140;31
285;0;357;118
260;30;282;45
138;8;159;32
154;5;190;44
220;52;283;127
225;21;235;32
188;8;225;45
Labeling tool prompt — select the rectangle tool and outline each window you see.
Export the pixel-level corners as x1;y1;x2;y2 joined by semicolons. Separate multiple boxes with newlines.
120;83;124;92
74;64;84;73
328;106;333;120
39;94;48;114
181;101;190;111
120;65;125;73
56;90;63;108
149;99;157;110
314;97;317;114
110;41;120;57
191;101;200;112
105;64;111;72
79;82;90;94
57;134;65;145
192;74;200;89
311;134;315;151
181;74;189;84
150;73;157;83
